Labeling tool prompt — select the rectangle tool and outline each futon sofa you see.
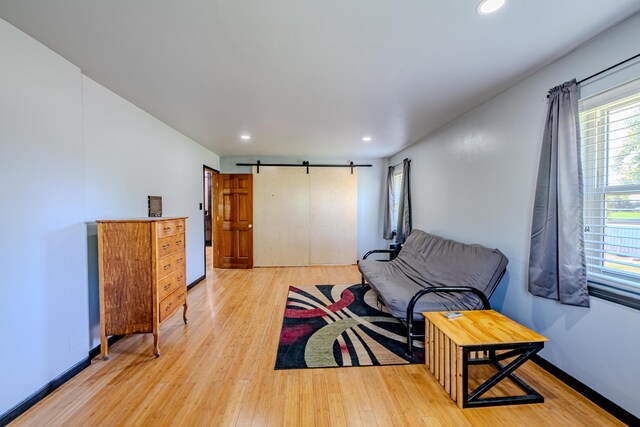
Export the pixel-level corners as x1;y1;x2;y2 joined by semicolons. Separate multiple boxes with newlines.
358;230;509;354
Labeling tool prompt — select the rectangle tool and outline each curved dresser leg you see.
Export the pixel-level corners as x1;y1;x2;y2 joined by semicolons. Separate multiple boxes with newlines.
183;303;188;325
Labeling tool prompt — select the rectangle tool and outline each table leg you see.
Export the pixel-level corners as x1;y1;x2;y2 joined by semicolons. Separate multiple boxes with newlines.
462;342;544;408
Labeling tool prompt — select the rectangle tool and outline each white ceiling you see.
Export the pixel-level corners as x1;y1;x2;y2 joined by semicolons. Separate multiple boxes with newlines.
1;1;640;159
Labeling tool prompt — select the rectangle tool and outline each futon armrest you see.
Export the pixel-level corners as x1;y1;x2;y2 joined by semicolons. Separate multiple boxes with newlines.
362;249;394;261
406;286;491;321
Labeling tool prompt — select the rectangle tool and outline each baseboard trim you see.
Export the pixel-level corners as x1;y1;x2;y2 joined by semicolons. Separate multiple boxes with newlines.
187;274;205;291
0;357;90;426
3;342;636;426
531;355;638;425
3;274;215;426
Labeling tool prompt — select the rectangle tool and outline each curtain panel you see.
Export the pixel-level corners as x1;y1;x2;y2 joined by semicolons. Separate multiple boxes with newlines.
395;159;412;244
528;79;589;307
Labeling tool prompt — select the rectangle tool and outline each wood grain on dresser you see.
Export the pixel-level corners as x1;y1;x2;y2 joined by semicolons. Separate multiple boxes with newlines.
97;217;188;359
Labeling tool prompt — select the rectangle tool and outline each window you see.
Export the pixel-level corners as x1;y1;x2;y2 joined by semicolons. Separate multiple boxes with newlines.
390;168;404;233
580;77;640;306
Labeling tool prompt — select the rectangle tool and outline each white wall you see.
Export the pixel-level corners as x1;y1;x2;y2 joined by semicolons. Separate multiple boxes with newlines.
221;156;388;260
389;13;640;417
83;76;220;282
0;17;87;415
83;76;220;348
0;17;220;417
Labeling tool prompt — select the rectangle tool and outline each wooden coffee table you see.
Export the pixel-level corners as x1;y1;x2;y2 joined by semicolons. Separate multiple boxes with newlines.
422;310;548;408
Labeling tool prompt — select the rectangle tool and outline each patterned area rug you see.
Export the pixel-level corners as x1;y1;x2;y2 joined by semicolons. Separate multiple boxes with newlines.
275;284;424;369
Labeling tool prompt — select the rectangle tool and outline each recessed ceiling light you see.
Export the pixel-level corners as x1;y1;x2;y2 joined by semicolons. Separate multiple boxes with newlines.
362;136;372;142
477;0;507;15
240;134;251;141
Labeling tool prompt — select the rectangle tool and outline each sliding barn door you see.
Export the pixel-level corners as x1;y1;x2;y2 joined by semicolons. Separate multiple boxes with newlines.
253;167;357;266
253;166;309;266
309;168;357;265
216;174;253;268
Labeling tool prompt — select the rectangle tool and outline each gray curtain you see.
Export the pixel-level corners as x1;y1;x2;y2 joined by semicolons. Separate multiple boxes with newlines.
528;79;589;307
395;159;412;244
383;166;395;240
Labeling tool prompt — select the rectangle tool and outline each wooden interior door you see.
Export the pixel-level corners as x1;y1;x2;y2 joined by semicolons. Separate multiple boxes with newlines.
205;166;219;271
216;174;253;268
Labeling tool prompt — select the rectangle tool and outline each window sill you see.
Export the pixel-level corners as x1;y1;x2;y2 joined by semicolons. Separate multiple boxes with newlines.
588;281;640;311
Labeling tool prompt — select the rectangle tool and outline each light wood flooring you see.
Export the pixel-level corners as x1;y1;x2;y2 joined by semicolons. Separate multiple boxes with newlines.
13;254;622;426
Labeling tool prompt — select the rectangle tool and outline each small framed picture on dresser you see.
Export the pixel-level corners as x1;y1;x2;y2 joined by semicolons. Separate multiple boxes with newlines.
148;195;162;217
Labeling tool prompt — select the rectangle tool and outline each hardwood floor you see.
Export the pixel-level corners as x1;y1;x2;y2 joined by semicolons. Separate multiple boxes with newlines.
13;260;622;426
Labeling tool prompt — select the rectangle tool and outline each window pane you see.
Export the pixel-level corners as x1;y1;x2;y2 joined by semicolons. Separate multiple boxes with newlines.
601;193;640;277
581;82;640;292
607;104;640;186
391;170;403;231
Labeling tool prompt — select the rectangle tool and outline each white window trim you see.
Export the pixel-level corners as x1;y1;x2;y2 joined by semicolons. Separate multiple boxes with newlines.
580;76;640;310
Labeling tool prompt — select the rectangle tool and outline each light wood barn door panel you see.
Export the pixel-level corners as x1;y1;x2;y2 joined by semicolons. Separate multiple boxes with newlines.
309;168;358;265
253;166;309;266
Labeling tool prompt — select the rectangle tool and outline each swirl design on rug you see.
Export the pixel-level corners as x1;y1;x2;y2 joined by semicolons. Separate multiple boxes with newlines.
275;284;424;369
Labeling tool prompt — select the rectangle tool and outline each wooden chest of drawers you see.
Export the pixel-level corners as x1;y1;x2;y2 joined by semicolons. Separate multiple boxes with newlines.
96;217;188;359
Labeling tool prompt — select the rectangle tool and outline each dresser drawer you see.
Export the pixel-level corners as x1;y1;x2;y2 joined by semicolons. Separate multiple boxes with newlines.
157;253;177;278
174;250;186;270
158;267;186;301
157;251;185;279
173;234;185;251
159;285;187;322
175;219;185;235
158;233;185;259
158;235;174;258
157;219;185;238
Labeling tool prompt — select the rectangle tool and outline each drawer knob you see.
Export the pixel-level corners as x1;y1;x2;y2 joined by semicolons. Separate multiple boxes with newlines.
176;240;182;245
163;244;170;249
178;293;184;300
165;303;172;311
164;284;170;290
163;264;170;270
164;227;171;232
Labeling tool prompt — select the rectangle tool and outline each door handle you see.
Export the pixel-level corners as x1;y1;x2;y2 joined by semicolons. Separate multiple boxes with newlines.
248;224;253;229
